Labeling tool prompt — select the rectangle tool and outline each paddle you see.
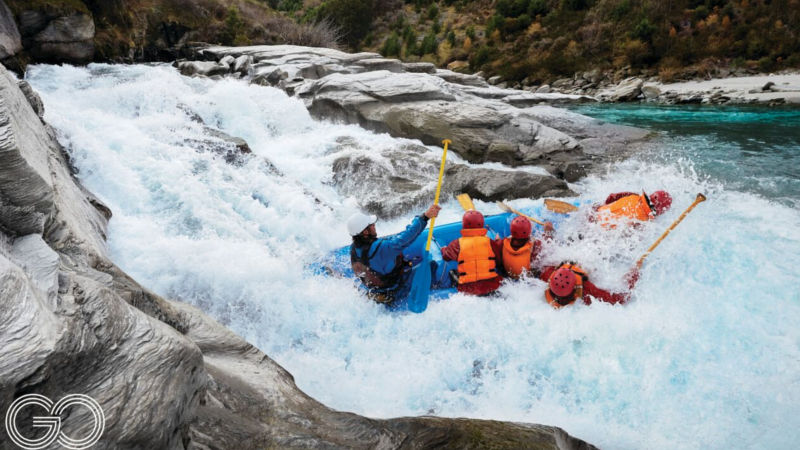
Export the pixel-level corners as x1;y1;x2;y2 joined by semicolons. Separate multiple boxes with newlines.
636;193;707;269
495;201;546;226
456;193;475;211
407;139;450;313
544;198;579;214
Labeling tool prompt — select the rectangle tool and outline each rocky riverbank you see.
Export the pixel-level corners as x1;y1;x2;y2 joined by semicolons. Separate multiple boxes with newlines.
510;69;800;106
174;44;650;217
0;62;599;448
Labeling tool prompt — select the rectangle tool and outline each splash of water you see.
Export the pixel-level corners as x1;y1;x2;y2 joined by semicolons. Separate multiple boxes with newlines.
27;63;800;450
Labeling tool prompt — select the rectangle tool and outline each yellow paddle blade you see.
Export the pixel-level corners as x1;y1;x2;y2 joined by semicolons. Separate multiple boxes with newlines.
496;201;545;226
457;193;475;211
544;198;578;214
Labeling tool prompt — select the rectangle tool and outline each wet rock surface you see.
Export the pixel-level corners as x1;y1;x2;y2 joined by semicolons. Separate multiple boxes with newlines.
174;44;649;215
0;62;597;449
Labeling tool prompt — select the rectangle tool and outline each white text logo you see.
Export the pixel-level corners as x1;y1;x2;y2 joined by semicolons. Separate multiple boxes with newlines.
5;394;105;450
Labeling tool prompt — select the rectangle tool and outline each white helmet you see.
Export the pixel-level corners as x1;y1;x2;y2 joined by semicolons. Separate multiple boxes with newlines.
347;212;377;236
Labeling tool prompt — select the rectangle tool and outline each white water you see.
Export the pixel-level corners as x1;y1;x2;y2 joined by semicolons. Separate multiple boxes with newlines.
28;64;800;449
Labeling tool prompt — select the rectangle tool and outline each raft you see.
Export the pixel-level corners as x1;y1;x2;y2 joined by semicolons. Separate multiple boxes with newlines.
310;201;582;309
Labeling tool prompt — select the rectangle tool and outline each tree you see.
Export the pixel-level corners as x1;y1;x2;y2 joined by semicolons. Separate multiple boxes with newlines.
318;0;376;47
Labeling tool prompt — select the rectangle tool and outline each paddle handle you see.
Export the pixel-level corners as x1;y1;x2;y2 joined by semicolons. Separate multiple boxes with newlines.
636;193;707;269
425;139;450;251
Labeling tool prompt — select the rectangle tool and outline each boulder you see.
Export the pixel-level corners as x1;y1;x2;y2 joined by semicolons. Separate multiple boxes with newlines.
488;75;502;85
177;60;230;77
28;13;95;63
329;139;573;218
447;60;469;72
608;77;643;101
641;84;661;99
17;80;44;118
232;54;252;74
0;0;22;59
536;84;551;93
403;61;437;73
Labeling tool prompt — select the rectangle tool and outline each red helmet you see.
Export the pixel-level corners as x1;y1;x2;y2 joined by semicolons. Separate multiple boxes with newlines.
649;190;672;215
462;210;484;229
549;267;577;298
510;216;531;239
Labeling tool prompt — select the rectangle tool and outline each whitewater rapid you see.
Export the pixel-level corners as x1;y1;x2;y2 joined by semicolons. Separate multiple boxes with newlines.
27;64;800;450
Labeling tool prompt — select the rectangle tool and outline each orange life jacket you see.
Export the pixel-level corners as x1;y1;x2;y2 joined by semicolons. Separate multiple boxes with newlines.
545;263;587;309
502;238;532;279
457;228;497;284
597;193;654;224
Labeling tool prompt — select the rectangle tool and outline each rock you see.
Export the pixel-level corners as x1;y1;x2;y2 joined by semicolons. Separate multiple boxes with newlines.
0;0;22;60
447;166;575;201
641;85;661;99
536;84;552;93
17;10;48;37
232;54;252;74
219;54;235;67
356;57;404;73
329;139;573;218
608;77;643;101
0;68;55;235
17;80;44;118
446;60;469;72
434;69;489;87
762;81;775;91
28;13;95;63
403;62;437;74
552;78;573;89
177;61;230;77
488;75;502;85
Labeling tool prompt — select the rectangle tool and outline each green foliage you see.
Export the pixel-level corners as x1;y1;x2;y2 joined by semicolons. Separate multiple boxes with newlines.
447;30;457;46
610;0;631;20
277;0;303;12
433;20;442;34
469;45;491;69
561;0;590;11
631;18;656;43
381;32;402;56
465;26;476;40
427;3;439;20
528;0;549;17
318;0;376;47
419;31;438;55
221;5;246;46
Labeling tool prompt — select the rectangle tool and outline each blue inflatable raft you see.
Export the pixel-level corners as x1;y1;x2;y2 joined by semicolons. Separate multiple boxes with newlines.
310;201;582;310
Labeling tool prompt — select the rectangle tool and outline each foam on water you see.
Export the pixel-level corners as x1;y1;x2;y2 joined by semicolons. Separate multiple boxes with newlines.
27;64;800;449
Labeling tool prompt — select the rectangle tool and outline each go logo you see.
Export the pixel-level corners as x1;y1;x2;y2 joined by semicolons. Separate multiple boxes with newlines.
4;394;105;450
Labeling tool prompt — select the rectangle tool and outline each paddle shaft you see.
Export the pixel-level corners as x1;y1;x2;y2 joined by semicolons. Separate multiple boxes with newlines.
498;201;545;226
636;193;707;269
425;140;450;251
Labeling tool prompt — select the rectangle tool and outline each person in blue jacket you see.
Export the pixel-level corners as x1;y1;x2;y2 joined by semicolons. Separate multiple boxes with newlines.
347;204;441;304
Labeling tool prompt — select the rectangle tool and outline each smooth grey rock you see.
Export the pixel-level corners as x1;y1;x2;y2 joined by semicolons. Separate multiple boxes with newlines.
178;61;230;77
762;81;775;91
608;77;643;101
329;139;573;218
434;69;489;87
641;85;661;99
488;75;502;85
0;0;22;59
33;13;95;43
357;57;404;73
0;66;54;235
403;62;437;74
9;234;59;303
232;54;252;74
536;84;551;93
18;10;48;37
17;80;45;118
219;54;235;67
